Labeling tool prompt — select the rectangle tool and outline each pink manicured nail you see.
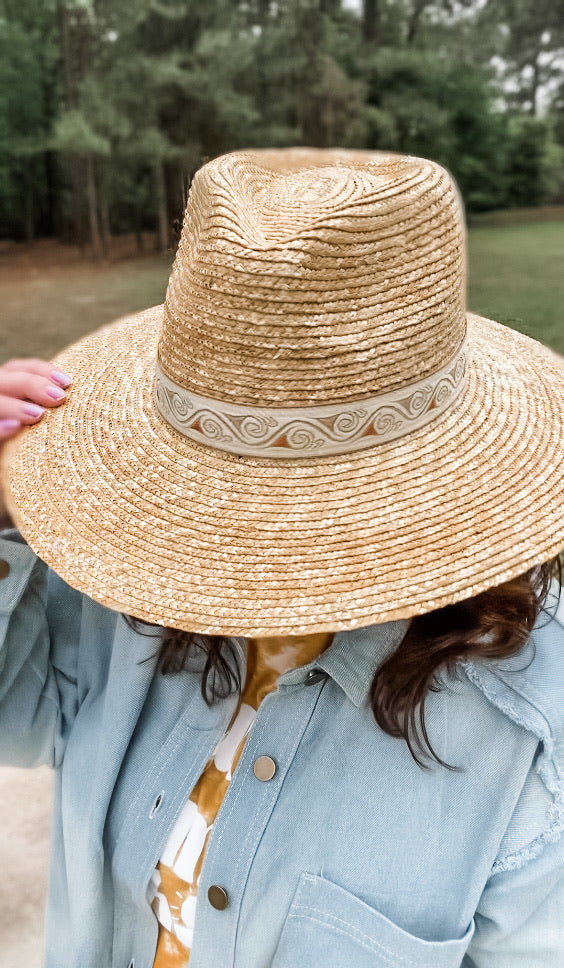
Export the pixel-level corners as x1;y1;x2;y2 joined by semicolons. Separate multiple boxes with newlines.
23;403;45;418
51;369;72;388
0;419;20;431
46;385;66;401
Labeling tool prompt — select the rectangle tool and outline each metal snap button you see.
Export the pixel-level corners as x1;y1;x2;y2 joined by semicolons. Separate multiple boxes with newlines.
253;756;277;781
208;885;229;910
304;668;326;685
0;560;10;580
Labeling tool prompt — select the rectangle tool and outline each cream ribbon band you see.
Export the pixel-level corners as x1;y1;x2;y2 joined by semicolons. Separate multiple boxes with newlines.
154;339;468;459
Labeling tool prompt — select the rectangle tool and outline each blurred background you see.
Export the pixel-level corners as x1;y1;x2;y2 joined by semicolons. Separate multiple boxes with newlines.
1;1;563;966
1;0;564;364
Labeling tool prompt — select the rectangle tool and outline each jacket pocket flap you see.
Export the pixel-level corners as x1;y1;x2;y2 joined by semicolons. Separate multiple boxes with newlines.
272;872;474;968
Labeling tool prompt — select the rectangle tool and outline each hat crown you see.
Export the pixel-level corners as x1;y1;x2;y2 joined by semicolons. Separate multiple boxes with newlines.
159;148;466;406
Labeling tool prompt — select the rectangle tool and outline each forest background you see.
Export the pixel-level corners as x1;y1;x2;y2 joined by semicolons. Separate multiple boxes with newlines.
2;0;564;256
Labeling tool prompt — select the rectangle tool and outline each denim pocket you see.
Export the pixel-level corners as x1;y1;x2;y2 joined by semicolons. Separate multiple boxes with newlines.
271;873;474;968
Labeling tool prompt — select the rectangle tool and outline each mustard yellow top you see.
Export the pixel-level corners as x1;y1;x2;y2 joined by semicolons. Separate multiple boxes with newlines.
149;633;333;967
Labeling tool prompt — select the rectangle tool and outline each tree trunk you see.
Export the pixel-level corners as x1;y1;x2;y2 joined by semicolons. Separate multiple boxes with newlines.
99;160;111;259
45;150;58;238
257;0;270;23
407;0;427;45
69;153;86;249
57;1;91;109
135;222;144;255
320;0;340;15
363;0;379;43
86;154;103;260
530;55;540;116
24;169;35;242
59;3;81;245
179;163;188;211
100;196;111;259
155;160;169;253
57;1;75;109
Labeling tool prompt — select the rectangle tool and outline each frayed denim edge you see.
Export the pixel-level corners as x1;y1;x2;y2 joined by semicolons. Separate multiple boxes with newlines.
462;662;564;874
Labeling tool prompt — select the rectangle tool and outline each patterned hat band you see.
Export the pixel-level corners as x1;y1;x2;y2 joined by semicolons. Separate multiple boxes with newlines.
154;337;468;459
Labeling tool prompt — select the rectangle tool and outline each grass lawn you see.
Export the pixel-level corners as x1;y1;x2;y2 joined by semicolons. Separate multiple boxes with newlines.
0;220;562;364
467;221;563;355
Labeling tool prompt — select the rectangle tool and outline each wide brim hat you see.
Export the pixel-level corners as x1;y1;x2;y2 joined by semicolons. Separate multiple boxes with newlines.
2;148;564;635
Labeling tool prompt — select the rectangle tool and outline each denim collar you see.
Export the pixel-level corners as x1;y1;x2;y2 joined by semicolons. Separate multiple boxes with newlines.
275;618;411;707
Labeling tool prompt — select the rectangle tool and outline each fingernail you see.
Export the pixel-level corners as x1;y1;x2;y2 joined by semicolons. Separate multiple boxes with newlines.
46;385;66;401
23;404;45;418
0;419;20;431
51;369;72;388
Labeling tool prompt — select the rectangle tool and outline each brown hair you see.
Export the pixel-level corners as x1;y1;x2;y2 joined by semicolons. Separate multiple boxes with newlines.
129;556;561;767
370;557;561;767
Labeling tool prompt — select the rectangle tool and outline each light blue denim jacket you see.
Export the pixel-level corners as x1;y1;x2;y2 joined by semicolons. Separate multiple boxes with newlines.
1;528;564;968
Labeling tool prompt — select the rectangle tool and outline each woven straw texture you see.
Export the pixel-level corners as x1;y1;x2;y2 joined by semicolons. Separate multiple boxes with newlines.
2;148;564;635
161;149;465;403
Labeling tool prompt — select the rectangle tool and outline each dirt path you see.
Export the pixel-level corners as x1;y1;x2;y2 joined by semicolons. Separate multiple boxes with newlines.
0;767;52;968
0;238;172;366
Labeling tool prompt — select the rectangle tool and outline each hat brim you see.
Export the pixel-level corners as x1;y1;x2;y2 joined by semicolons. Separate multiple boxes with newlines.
2;307;563;635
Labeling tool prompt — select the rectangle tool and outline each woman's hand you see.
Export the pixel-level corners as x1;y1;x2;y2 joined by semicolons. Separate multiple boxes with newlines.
0;358;72;519
0;358;72;442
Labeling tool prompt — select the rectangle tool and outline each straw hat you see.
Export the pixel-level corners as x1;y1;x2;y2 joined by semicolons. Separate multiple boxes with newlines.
2;148;563;635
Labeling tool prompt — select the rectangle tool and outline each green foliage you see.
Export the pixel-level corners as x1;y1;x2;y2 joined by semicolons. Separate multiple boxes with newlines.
504;115;563;207
0;0;58;236
361;48;510;210
51;110;111;155
246;4;368;148
473;0;564;115
2;0;564;243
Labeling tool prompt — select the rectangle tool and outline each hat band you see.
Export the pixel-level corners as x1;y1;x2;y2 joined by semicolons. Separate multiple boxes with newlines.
154;338;468;459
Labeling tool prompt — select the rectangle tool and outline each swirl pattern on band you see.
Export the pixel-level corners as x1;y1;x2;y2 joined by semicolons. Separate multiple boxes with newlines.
153;341;468;458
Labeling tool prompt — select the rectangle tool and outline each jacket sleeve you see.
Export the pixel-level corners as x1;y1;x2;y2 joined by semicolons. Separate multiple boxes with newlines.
463;833;564;967
0;528;85;768
464;593;564;967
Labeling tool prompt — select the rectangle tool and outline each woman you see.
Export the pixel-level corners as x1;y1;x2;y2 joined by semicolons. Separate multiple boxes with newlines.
0;148;563;968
